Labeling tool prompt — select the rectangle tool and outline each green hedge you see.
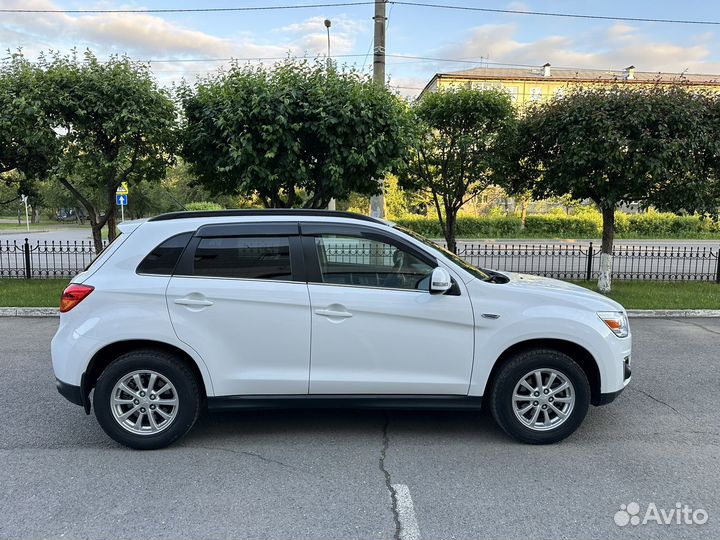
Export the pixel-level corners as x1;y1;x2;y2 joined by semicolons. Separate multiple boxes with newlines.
394;212;720;239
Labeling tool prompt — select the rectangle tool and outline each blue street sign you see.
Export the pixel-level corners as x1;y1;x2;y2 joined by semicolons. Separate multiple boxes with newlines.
116;194;128;206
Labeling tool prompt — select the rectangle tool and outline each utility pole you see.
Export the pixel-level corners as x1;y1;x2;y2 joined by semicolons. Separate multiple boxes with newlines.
369;0;387;219
325;18;337;211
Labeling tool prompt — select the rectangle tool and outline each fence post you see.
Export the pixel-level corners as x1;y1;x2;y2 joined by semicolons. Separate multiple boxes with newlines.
716;246;720;283
23;238;31;279
585;241;593;281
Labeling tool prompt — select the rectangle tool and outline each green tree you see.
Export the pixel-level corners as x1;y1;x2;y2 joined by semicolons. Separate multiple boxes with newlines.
40;50;177;251
179;59;412;209
0;54;59;211
399;88;516;252
509;85;714;292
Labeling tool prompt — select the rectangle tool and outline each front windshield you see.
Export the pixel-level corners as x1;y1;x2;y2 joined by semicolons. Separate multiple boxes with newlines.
395;225;491;281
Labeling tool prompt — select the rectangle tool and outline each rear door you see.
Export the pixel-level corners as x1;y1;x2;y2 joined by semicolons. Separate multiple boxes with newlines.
166;222;311;396
302;223;475;395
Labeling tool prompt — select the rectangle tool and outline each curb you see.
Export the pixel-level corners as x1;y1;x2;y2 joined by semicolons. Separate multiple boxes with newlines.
0;230;50;236
626;309;720;318
1;307;720;319
0;308;60;317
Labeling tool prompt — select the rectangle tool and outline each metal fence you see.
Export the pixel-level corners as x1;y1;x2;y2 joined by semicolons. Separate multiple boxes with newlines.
1;239;105;279
456;242;720;282
1;238;719;282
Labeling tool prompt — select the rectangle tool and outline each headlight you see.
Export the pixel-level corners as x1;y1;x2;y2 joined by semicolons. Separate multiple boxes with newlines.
597;311;629;338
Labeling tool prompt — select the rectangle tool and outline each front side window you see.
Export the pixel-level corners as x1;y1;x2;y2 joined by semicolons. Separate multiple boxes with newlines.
314;234;434;290
192;236;292;280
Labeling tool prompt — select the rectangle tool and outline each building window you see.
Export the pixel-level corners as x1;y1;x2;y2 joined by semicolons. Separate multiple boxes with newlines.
506;86;519;102
530;88;542;102
554;87;566;99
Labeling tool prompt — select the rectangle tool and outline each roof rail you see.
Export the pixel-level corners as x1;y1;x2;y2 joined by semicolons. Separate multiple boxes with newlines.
147;208;387;224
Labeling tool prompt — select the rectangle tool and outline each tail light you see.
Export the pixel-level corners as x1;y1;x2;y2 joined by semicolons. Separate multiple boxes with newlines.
59;283;94;313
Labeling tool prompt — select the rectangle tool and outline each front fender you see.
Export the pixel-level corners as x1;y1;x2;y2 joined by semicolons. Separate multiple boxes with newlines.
469;305;627;397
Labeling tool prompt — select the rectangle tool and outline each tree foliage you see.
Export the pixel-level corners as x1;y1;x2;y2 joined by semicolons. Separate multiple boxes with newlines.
0;50;177;251
508;85;717;292
179;59;412;209
39;51;177;250
399;88;516;252
0;54;59;205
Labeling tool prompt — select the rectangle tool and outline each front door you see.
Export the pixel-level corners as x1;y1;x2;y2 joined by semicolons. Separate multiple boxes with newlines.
304;227;475;395
166;225;311;396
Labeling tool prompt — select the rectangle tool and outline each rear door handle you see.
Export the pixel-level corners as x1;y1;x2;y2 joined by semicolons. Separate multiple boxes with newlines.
315;309;353;318
174;298;214;307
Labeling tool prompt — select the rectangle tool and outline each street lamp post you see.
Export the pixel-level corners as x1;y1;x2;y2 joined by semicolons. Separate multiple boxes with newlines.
325;18;337;211
324;19;332;69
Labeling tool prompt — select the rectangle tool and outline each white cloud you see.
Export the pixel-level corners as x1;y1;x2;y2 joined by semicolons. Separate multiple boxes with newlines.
0;0;366;84
434;22;718;74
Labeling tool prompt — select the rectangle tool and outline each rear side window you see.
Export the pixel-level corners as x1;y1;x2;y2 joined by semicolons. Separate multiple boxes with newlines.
192;236;292;280
137;232;193;275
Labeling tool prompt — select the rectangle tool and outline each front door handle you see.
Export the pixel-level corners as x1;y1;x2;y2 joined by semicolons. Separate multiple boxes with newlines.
315;309;353;318
174;298;214;307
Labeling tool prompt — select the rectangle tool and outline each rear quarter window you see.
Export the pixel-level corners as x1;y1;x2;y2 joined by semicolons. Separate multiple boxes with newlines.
137;232;193;275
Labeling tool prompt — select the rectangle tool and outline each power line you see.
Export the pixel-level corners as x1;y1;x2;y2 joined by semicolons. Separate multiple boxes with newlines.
0;2;374;14
391;1;720;26
141;53;541;69
2;0;720;26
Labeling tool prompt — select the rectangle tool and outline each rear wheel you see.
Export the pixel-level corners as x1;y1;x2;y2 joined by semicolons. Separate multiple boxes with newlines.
489;349;590;444
93;350;201;450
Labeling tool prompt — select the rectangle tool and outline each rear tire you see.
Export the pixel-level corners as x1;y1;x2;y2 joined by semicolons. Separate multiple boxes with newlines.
489;349;590;444
93;349;201;450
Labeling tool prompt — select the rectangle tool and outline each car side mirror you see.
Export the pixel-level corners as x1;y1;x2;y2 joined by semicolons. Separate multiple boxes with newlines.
430;267;452;294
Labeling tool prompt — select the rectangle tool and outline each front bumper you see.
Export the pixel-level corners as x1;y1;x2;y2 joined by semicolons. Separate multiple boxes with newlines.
595;354;632;406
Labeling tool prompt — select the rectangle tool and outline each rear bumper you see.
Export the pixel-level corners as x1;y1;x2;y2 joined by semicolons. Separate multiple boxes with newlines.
56;378;84;406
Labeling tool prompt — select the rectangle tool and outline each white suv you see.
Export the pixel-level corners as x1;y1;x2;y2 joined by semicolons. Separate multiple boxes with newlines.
52;210;631;449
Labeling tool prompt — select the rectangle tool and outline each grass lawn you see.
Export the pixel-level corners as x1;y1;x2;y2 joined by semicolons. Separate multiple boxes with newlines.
574;280;720;309
1;278;718;310
0;279;69;307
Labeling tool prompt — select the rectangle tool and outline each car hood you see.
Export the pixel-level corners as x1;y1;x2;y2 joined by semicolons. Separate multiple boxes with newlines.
483;271;626;312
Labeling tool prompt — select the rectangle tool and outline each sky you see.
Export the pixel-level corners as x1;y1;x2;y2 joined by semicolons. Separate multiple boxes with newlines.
3;0;720;97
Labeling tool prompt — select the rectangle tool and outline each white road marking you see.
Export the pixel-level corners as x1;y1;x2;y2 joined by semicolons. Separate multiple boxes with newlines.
392;484;421;540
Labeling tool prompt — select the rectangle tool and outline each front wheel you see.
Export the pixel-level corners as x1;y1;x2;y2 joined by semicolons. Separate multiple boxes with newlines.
93;350;201;450
489;349;590;444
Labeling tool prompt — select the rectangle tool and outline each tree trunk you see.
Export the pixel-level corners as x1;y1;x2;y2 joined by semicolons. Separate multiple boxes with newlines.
445;211;458;254
106;187;117;242
598;206;615;294
520;199;528;230
107;208;117;243
89;212;104;254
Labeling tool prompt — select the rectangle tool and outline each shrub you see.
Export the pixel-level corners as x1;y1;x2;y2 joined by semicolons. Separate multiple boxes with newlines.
185;201;224;211
395;212;719;239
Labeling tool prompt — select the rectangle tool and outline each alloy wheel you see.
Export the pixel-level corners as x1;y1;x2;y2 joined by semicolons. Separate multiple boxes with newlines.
512;368;575;431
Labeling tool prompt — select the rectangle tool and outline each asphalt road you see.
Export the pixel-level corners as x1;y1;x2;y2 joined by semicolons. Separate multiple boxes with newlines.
0;317;718;539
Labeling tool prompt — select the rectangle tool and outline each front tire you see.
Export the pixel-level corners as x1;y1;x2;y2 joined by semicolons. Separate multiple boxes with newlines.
93;349;201;450
489;349;590;444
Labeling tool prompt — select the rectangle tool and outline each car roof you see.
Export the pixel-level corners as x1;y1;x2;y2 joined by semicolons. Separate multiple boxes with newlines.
148;209;386;225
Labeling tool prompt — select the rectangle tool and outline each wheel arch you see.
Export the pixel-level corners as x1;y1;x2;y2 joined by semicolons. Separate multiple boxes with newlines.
81;340;209;414
484;338;602;406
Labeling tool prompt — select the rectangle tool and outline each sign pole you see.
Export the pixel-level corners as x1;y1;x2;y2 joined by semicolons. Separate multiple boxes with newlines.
121;202;124;223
